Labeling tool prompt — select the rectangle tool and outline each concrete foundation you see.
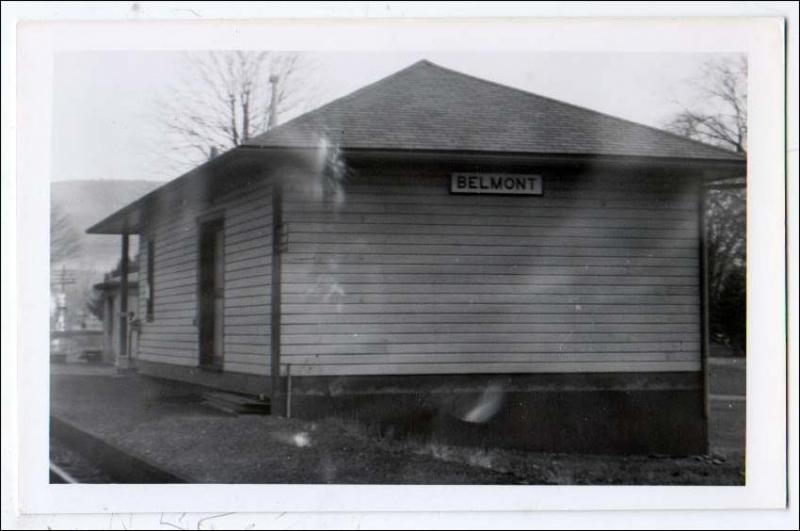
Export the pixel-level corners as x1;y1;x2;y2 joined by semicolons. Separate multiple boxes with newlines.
287;372;706;456
137;361;706;456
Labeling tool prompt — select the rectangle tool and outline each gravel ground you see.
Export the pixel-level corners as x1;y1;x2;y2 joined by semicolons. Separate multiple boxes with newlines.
50;353;745;485
381;433;743;485
50;371;514;484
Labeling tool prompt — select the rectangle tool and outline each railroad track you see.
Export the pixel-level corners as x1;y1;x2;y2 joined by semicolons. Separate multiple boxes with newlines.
49;461;78;483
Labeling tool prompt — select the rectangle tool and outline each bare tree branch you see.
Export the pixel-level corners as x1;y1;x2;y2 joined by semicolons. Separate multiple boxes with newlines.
50;203;81;265
152;51;315;175
663;57;747;154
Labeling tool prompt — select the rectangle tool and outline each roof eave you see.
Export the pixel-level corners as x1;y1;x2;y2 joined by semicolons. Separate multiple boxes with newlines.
243;144;746;172
86;150;239;235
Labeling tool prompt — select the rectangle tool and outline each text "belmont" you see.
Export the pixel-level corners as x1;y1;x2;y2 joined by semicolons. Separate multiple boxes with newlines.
450;173;543;196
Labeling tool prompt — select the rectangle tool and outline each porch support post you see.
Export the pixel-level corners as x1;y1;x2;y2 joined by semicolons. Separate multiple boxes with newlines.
104;288;114;363
116;233;130;371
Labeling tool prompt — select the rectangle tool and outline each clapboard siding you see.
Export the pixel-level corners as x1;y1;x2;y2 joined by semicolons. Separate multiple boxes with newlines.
283;293;698;305
282;323;699;334
282;312;698;324
284;253;696;267
280;169;700;375
290;223;694;239
282;264;698;277
286;352;698;365
283;341;697;355
281;283;699;295
289;244;698;258
136;176;272;375
282;275;697;286
286;362;701;377
290;212;697;229
282;304;697;315
283;202;694;219
283;332;701;345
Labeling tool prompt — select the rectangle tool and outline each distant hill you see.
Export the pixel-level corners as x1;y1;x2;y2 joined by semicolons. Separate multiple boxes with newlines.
51;179;163;273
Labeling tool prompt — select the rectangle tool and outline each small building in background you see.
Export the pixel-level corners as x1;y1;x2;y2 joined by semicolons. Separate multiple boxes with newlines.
93;271;139;364
50;266;105;362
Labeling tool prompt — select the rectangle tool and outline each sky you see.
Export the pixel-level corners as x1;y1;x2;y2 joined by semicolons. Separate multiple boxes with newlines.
50;50;739;183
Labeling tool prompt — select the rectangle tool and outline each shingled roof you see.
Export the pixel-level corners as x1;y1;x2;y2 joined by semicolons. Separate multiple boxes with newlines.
246;60;743;161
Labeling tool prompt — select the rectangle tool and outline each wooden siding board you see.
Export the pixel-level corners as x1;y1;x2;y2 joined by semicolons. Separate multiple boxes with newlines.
284;253;697;267
282;332;702;345
288;233;698;248
282;202;695;220
284;352;699;365
281;274;698;287
282;323;700;335
289;243;698;258
282;303;698;314
282;264;698;278
285;361;702;376
287;212;698;230
289;222;696;239
282;293;699;305
281;283;699;295
281;312;699;325
283;341;698;355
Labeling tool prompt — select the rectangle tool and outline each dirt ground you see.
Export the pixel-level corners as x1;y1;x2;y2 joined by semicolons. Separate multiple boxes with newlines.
50;369;514;484
50;353;745;485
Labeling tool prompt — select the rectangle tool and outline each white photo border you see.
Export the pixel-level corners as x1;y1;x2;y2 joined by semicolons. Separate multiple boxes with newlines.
5;8;790;520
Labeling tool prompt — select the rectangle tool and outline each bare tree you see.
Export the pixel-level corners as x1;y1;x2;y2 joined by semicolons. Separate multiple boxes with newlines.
705;187;746;353
85;286;105;321
705;189;746;297
156;51;313;172
665;56;747;154
665;56;747;354
50;203;81;265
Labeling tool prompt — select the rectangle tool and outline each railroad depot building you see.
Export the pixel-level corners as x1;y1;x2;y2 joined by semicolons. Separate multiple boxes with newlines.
88;61;745;454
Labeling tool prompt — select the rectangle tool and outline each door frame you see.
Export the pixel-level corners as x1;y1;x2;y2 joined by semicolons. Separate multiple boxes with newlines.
197;211;225;370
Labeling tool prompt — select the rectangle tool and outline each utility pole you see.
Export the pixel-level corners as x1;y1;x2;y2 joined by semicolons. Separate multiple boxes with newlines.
50;265;76;332
268;74;279;129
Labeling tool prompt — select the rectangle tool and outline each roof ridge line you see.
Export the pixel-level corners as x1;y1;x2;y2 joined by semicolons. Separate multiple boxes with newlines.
425;61;744;159
245;60;429;144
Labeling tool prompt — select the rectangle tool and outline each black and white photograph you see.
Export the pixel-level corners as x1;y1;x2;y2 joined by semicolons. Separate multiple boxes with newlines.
3;4;795;529
48;48;750;486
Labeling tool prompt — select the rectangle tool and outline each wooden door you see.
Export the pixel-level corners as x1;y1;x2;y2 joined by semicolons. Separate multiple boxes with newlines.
199;219;225;368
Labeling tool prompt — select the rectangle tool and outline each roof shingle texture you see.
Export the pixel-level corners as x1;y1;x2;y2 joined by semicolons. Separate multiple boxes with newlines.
246;60;743;161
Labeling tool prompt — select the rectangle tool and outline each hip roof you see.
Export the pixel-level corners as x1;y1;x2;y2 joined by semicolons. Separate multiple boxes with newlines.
246;60;744;161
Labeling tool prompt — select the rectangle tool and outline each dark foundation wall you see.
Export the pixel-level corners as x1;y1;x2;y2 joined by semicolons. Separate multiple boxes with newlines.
136;360;705;455
288;372;707;456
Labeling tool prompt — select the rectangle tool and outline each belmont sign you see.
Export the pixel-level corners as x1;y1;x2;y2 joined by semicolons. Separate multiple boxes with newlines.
450;173;543;195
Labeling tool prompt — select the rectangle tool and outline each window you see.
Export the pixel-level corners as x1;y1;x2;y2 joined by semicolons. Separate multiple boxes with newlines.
146;238;155;321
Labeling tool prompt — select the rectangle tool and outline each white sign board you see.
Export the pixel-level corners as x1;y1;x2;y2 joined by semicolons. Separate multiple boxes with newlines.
451;173;543;195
